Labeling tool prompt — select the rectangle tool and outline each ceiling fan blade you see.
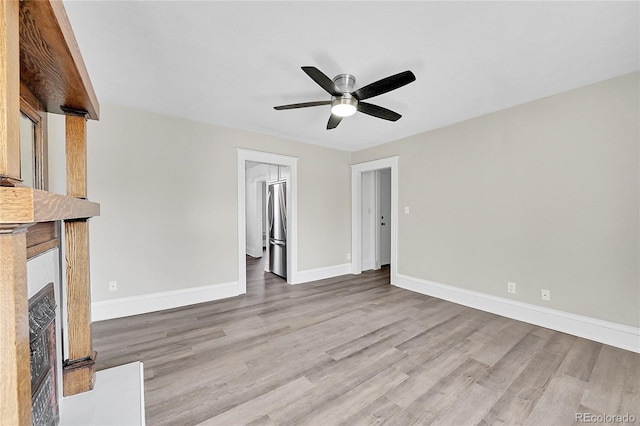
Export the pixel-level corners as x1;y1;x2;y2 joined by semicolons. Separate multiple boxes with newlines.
302;66;342;97
357;102;402;121
327;114;342;129
352;70;416;100
274;100;331;110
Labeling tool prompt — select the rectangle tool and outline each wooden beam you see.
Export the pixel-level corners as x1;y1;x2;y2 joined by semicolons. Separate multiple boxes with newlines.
33;187;98;221
0;186;100;223
66;114;87;198
63;351;97;397
64;220;91;359
26;221;57;259
63;219;95;395
18;0;99;120
63;112;95;395
0;0;20;181
0;228;32;426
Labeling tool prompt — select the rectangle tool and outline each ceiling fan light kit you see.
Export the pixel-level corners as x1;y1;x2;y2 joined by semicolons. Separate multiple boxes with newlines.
330;74;358;117
274;66;416;130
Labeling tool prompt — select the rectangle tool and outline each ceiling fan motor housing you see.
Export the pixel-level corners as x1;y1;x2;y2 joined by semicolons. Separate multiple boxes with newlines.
331;74;358;116
333;73;356;93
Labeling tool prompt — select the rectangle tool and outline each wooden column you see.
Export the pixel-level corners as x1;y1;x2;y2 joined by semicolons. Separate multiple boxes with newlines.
65;114;87;198
62;113;96;396
0;0;20;183
0;1;32;424
0;228;32;425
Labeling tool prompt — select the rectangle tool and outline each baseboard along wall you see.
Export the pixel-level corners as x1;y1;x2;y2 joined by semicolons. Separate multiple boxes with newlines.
91;263;353;321
91;265;639;354
91;281;241;322
394;273;640;353
291;263;352;285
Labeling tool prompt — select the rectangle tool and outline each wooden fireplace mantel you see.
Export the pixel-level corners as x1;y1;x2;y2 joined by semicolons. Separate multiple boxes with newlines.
1;1;101;424
0;187;100;223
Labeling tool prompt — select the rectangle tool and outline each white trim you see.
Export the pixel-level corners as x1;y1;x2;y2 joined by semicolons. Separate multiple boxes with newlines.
238;149;299;291
139;362;146;426
291;263;352;285
395;273;640;353
246;245;263;258
351;157;399;283
91;282;240;322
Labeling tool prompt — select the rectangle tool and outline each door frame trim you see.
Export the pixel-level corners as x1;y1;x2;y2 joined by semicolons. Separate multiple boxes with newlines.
237;149;298;293
351;156;398;282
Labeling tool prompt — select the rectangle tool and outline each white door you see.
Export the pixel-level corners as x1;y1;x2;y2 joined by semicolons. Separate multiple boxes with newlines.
377;169;391;266
360;171;376;271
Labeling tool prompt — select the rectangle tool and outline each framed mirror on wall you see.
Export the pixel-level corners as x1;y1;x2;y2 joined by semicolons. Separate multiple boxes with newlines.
20;97;47;190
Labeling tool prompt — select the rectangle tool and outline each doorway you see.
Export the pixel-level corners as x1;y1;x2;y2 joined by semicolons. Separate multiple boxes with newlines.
237;149;299;294
361;169;391;270
351;157;398;281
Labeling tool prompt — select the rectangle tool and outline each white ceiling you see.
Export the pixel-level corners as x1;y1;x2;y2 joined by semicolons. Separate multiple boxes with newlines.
63;1;639;152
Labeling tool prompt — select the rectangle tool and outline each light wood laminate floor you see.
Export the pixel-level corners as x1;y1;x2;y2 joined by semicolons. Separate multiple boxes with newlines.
93;255;640;425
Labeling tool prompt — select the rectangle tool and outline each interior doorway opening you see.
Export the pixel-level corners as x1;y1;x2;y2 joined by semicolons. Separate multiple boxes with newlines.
237;149;298;294
244;161;290;280
361;168;391;271
351;157;398;282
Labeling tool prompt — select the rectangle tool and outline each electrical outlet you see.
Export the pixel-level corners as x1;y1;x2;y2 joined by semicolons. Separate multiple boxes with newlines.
404;206;410;214
541;289;550;301
346;253;351;260
507;281;517;294
109;281;118;292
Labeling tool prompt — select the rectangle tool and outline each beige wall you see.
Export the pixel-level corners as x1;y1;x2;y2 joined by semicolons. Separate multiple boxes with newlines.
352;72;639;327
48;104;351;302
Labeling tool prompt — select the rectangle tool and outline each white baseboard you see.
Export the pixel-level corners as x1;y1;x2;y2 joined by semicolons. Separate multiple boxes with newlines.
291;263;352;285
246;246;263;258
92;281;240;322
394;273;640;353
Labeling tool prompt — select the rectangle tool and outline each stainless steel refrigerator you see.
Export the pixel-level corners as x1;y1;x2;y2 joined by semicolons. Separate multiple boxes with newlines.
268;181;287;278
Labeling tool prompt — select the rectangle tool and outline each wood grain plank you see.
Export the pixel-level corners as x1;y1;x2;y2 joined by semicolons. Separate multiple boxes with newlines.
405;358;489;422
557;337;602;382
580;345;640;418
338;396;409;426
0;186;34;222
0;187;99;223
200;376;314;426
64;219;91;359
26;238;58;259
26;220;57;258
481;332;575;425
471;320;534;367
0;0;20;180
385;337;484;409
431;382;499;426
19;0;99;119
65;114;86;198
524;374;586;426
0;230;32;426
33;188;99;220
25;220;55;247
297;366;408;425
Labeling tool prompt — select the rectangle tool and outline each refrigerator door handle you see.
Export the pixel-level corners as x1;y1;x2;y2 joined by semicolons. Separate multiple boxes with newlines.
279;185;287;239
267;190;274;236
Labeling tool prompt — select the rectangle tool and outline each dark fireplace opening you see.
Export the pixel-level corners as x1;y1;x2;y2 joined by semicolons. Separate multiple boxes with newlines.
29;282;59;426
